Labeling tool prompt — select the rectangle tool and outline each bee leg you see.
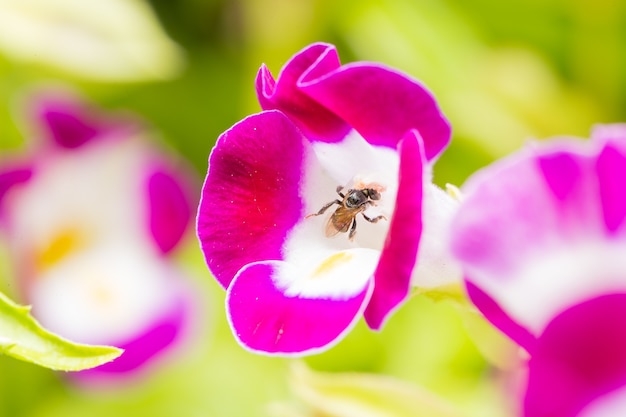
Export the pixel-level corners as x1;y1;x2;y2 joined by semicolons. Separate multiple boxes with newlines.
305;200;341;218
362;213;387;223
348;218;358;241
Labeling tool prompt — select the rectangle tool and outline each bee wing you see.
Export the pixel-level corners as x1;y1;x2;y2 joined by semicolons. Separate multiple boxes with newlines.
324;207;354;237
324;217;343;237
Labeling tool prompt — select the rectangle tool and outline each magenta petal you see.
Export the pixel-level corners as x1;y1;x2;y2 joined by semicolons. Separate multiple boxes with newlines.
299;63;451;160
596;143;626;234
591;124;626;144
30;93;138;149
33;95;105;149
537;152;582;203
226;261;373;355
92;300;185;374
146;167;193;254
0;165;33;216
465;280;536;352
256;43;350;142
451;140;598;281
41;106;98;149
364;130;424;330
71;284;195;384
196;111;304;289
524;293;626;417
30;91;140;149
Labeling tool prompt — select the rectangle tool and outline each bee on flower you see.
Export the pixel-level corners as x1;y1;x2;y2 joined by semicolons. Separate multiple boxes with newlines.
197;43;462;356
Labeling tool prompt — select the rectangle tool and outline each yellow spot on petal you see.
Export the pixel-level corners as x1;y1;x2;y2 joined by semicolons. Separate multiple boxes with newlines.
36;229;84;271
91;282;114;307
310;252;354;279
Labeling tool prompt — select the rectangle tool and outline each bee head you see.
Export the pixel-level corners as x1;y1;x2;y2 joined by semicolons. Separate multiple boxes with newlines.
364;188;381;201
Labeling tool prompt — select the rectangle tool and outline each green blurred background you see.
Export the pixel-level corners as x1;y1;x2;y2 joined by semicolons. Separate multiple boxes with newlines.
0;0;624;416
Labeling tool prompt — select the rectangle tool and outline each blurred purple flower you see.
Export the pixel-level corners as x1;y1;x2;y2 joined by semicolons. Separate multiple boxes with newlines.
0;90;200;384
197;43;458;356
450;124;626;417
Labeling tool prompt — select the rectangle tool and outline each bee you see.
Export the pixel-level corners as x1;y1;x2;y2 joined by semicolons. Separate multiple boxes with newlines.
307;185;387;241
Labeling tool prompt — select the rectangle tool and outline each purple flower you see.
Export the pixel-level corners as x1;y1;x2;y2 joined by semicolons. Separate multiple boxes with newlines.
450;124;626;417
197;43;458;356
0;90;199;384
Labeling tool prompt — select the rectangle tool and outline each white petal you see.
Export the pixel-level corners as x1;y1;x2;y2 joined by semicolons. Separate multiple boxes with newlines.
275;247;380;299
292;131;400;258
6;136;152;261
411;181;462;288
491;239;626;335
578;385;626;417
30;243;179;344
312;131;400;203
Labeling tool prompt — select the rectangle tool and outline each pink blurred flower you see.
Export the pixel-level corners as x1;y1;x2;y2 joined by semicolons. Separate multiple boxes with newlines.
0;91;199;384
197;43;459;356
450;124;626;417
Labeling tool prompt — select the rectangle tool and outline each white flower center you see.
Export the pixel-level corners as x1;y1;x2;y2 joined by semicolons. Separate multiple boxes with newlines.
277;132;400;297
30;243;176;345
305;132;400;249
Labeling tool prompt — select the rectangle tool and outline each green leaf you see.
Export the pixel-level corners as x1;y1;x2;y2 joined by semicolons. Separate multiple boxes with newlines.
0;291;122;371
0;0;185;82
286;362;469;417
413;283;471;307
